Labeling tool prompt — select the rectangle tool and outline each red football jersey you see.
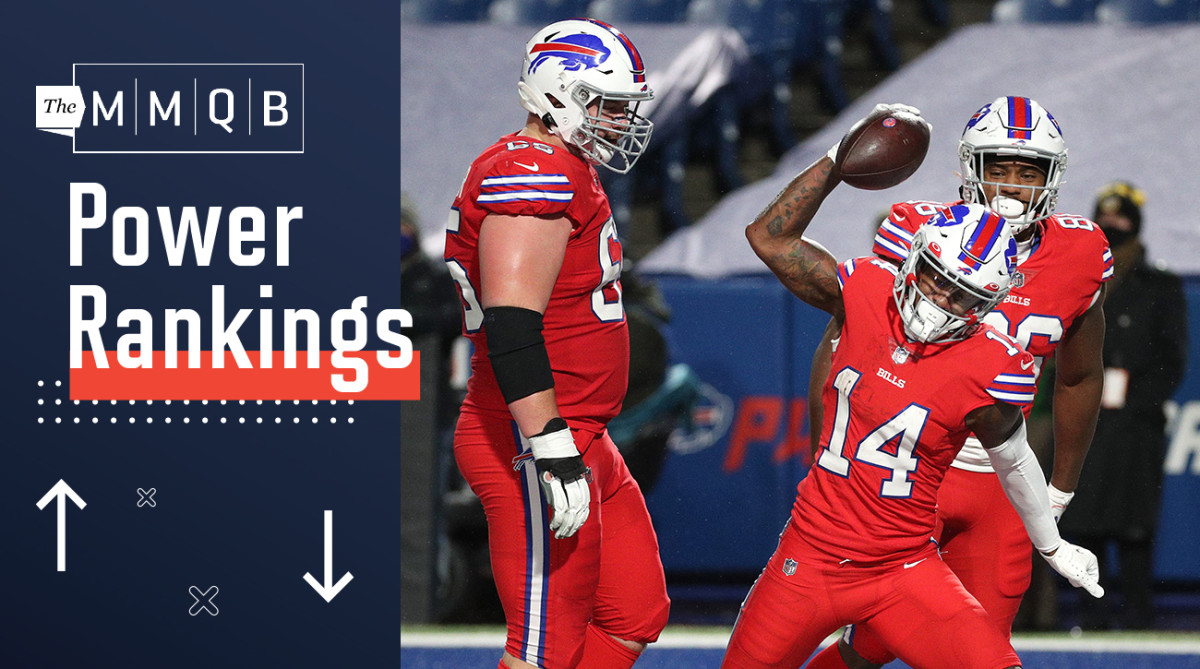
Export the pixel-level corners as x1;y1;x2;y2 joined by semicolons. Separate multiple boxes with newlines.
873;200;1112;468
443;133;628;434
793;258;1037;563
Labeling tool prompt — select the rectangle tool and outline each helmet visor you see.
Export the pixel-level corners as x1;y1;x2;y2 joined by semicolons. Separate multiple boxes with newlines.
912;253;994;318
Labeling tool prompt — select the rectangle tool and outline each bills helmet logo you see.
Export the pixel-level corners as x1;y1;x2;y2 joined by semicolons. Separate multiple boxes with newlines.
529;33;611;75
964;103;991;132
1047;110;1063;137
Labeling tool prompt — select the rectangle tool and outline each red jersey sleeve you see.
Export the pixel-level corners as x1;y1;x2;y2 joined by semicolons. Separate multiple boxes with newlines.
978;325;1038;411
474;141;576;218
872;200;955;263
1046;213;1114;289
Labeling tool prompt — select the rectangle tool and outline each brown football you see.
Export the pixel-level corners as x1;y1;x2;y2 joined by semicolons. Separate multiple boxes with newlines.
836;108;931;190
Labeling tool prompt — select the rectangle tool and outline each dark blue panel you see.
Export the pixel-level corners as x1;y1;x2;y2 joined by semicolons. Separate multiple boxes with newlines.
5;1;401;666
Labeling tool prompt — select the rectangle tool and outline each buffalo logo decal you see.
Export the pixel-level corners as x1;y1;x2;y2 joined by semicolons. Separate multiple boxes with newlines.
529;33;611;75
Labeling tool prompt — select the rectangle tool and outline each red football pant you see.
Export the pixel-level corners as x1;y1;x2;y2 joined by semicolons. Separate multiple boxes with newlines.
720;521;1019;669
454;413;670;669
844;466;1032;663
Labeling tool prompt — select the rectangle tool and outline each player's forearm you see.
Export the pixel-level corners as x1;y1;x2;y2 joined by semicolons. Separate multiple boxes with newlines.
1049;371;1102;492
746;157;839;251
508;388;564;438
985;419;1062;554
745;158;843;312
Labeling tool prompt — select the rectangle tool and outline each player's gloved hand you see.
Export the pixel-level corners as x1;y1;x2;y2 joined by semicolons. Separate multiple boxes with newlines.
529;418;591;539
871;102;924;118
1047;483;1075;524
1042;541;1104;598
828;103;932;165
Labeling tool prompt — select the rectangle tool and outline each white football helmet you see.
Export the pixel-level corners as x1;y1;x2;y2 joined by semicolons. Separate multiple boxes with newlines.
518;18;653;173
959;96;1067;234
894;203;1018;343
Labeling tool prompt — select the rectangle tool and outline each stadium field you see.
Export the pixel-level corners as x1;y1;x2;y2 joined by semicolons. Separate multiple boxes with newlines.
401;626;1200;668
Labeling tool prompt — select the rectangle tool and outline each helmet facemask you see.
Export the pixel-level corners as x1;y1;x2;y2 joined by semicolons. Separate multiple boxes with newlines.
960;147;1065;234
571;82;653;173
893;205;1016;344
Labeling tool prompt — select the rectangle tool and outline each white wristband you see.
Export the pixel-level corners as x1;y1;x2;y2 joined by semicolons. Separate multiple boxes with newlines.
527;426;577;460
1047;483;1075;523
826;142;840;163
1048;483;1075;507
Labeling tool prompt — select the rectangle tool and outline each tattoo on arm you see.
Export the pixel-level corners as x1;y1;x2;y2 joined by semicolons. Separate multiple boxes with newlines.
766;215;784;237
772;241;839;311
762;162;836;240
746;159;841;312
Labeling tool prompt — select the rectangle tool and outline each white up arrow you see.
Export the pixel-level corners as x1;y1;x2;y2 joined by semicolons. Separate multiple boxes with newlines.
36;479;87;572
303;510;353;602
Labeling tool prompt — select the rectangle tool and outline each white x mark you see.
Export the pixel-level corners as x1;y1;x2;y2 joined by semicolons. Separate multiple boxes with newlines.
137;487;157;508
188;585;220;616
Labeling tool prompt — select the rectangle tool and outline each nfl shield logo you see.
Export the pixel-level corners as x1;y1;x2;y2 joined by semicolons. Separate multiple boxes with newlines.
782;558;797;576
892;346;910;365
1011;270;1025;289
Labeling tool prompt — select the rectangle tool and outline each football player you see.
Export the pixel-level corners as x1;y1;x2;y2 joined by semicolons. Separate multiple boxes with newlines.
804;97;1111;669
722;112;1102;666
443;19;668;669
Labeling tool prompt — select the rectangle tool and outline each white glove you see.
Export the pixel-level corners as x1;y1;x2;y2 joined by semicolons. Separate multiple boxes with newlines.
1042;541;1104;598
528;419;591;539
871;102;923;118
876;103;933;137
826;142;841;163
1047;483;1075;524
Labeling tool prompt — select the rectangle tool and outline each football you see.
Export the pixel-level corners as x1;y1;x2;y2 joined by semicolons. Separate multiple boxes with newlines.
836;108;931;190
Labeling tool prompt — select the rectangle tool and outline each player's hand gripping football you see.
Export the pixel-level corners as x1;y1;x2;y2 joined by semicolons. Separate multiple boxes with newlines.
530;418;592;539
1042;541;1104;598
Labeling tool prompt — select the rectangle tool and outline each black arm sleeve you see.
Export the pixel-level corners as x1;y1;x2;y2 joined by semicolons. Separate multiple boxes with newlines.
484;306;555;404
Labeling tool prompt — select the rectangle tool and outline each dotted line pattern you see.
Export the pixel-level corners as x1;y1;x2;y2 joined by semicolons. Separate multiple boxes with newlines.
36;380;358;425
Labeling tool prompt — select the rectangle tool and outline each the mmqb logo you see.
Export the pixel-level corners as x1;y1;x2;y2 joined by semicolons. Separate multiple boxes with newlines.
36;63;304;154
